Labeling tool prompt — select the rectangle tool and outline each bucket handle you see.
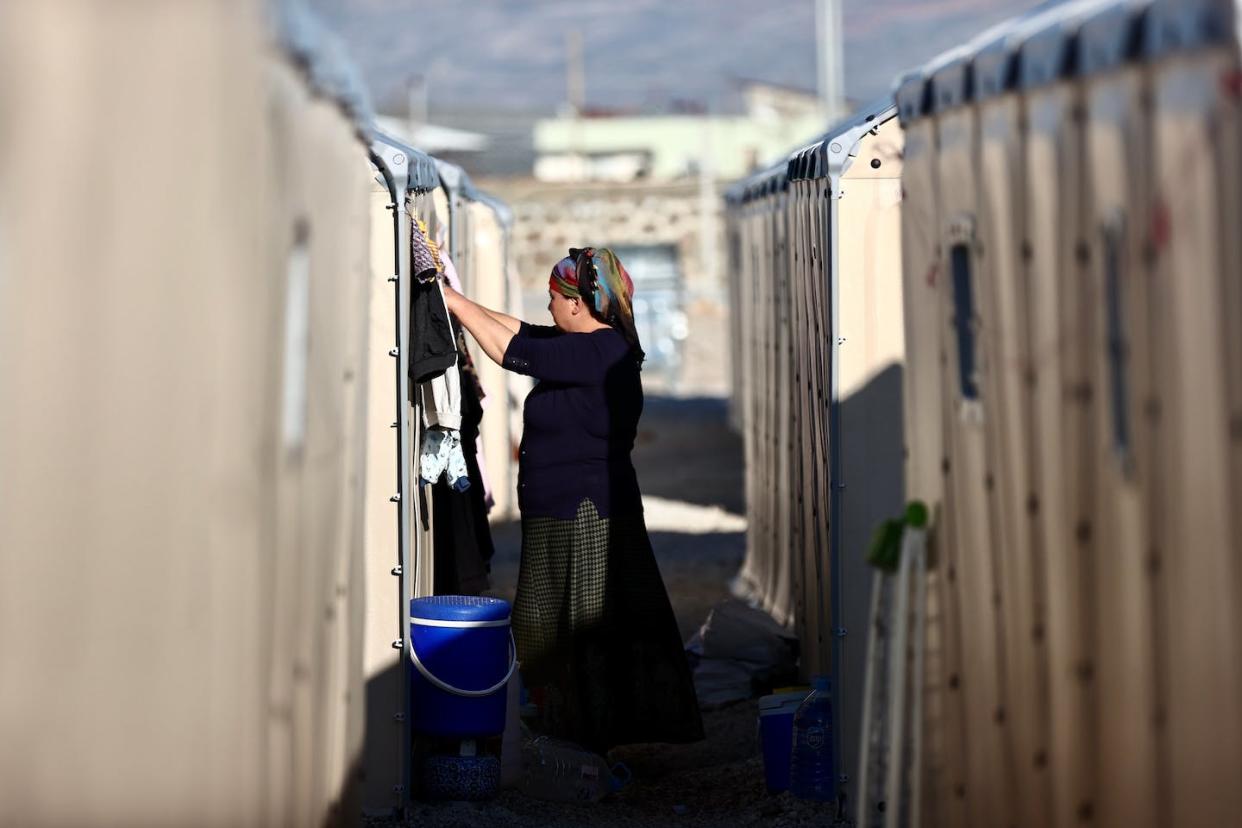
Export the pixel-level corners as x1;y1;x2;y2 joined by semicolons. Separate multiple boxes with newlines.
409;631;518;698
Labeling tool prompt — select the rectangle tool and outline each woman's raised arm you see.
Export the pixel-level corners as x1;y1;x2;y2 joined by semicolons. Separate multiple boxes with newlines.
442;283;518;366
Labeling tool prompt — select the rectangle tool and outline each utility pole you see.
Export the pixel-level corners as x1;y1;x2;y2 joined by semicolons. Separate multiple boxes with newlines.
566;30;585;178
407;74;428;134
566;30;585;116
816;0;845;120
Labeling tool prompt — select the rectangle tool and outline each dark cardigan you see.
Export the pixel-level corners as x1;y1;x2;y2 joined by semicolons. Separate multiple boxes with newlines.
502;322;644;520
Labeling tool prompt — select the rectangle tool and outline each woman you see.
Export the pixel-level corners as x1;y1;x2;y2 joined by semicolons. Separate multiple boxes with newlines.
442;247;704;754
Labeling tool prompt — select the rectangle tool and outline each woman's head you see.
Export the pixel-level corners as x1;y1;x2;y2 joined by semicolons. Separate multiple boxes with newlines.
548;248;644;363
546;256;587;331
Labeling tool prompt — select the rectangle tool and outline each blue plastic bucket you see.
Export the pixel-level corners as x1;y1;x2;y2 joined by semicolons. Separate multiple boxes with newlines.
758;689;809;792
409;596;515;738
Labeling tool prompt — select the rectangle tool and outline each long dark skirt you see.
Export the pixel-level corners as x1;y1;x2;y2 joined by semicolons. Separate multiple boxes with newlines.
512;499;704;754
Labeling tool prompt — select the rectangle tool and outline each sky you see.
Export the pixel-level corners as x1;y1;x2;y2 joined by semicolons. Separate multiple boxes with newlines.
306;0;1048;116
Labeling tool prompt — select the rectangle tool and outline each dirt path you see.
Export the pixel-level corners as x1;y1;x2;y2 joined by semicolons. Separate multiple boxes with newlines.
388;398;836;826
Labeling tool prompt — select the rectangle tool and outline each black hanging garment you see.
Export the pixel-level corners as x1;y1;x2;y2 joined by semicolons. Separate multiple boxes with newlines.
431;332;497;595
409;218;456;384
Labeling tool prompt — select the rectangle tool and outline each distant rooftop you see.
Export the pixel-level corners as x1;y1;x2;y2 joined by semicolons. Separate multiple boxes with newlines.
373;116;489;154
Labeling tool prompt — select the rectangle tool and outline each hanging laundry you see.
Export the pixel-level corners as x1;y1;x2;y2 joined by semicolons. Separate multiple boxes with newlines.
420;357;462;430
409;217;456;384
413;222;498;593
432;349;497;596
411;216;444;281
419;426;470;492
434;224;497;513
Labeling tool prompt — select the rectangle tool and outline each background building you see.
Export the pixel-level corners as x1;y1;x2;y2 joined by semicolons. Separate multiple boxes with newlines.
478;81;829;396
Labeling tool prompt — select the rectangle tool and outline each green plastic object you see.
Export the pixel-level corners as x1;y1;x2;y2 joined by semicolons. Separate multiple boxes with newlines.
866;518;904;572
867;501;930;572
904;500;929;528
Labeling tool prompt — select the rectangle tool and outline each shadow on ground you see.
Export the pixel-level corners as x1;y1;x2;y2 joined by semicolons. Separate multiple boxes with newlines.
485;394;748;640
376;397;841;826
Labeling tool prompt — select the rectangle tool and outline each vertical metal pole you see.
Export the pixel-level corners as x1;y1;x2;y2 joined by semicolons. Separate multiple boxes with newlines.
826;175;847;809
370;142;413;816
394;182;413;816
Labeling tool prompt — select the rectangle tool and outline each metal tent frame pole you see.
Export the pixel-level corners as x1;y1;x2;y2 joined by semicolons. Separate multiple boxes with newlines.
369;141;413;816
820;102;899;816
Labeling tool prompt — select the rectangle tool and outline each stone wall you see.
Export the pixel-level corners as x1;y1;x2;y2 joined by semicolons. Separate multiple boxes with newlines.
477;177;730;397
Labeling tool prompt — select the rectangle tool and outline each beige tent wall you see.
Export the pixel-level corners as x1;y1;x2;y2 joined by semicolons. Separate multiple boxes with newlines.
463;201;517;518
896;1;1242;826
0;2;372;825
362;174;455;812
724;108;907;810
834;116;907;810
361;182;404;814
975;60;1052;828
730;183;795;627
359;166;517;812
268;69;372;828
1023;64;1100;828
787;171;825;683
1081;36;1160;828
1147;34;1242;827
936;65;1014;828
893;93;964;828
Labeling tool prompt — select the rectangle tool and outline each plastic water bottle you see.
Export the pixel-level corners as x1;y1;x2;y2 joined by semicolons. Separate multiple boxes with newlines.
518;736;631;803
790;675;836;801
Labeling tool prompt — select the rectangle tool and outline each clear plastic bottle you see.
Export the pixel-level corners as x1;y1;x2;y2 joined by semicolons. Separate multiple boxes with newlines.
518;736;630;803
790;674;836;801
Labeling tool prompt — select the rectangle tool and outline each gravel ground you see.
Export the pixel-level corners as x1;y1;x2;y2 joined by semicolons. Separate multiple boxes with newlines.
372;398;842;827
385;699;842;827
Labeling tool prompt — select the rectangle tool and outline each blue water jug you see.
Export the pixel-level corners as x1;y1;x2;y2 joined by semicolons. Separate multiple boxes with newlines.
790;674;835;801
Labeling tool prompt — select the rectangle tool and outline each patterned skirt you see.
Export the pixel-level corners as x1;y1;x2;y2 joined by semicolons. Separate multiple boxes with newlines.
512;499;704;754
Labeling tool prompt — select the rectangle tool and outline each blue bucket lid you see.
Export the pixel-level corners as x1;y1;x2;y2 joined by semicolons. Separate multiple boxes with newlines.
410;595;511;623
759;689;811;713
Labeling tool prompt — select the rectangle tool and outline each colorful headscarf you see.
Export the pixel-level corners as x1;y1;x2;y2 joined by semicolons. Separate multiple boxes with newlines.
549;247;644;364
